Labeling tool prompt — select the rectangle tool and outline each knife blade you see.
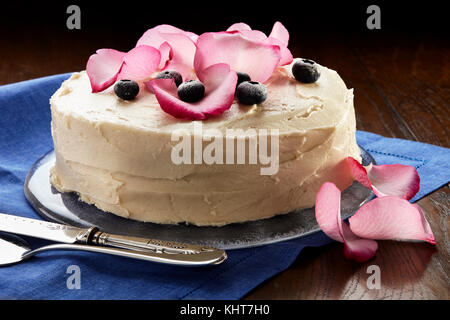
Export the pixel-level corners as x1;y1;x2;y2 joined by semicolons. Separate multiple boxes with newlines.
0;213;227;265
0;213;84;243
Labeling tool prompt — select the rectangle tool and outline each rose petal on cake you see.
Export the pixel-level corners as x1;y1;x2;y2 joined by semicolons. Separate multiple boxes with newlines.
264;37;293;66
117;45;161;81
238;29;269;42
143;24;197;42
194;32;281;83
269;21;290;46
227;23;270;45
223;22;292;68
146;63;237;120
347;157;420;200
227;22;252;31
137;25;197;80
185;31;199;43
349;197;436;244
159;33;197;80
86;49;126;92
266;22;292;66
158;42;172;70
315;182;378;262
137;24;197;46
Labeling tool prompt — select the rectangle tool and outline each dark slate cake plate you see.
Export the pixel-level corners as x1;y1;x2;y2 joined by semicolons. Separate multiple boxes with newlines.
24;147;374;250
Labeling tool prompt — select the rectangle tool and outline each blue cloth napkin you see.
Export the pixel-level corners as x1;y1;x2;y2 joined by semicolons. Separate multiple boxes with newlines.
0;74;449;300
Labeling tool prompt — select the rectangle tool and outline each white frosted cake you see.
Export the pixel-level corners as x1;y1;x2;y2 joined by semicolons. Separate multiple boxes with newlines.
49;23;361;226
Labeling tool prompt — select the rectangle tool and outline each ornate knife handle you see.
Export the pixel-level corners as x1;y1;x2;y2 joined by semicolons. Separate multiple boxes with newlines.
77;227;217;255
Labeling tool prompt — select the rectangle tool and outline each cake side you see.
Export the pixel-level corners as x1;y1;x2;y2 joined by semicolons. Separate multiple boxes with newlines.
50;58;361;226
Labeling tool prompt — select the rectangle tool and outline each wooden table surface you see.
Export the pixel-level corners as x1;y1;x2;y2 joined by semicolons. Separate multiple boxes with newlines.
1;26;448;300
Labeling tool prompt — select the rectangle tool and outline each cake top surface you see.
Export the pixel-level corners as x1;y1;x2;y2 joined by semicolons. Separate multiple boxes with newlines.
52;22;355;128
51;58;353;134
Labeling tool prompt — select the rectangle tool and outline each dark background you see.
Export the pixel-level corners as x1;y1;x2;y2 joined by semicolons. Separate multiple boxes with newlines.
2;1;448;38
1;0;447;81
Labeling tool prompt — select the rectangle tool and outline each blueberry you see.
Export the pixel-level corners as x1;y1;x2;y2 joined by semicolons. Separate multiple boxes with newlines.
236;71;251;88
236;81;267;105
156;70;183;87
114;80;139;100
177;80;205;103
292;59;321;83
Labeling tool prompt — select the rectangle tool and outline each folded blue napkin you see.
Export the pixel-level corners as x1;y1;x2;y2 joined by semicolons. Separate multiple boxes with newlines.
0;74;448;299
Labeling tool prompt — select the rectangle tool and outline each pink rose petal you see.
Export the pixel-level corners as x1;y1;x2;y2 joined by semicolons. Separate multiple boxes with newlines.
238;29;268;42
158;42;172;70
86;49;126;93
225;22;293;68
347;157;420;200
226;23;267;42
146;63;237;120
264;37;293;66
315;182;345;242
347;157;373;189
266;22;292;66
342;224;379;263
137;24;197;46
269;21;289;46
315;182;378;262
137;25;197;80
227;22;252;32
194;31;281;83
264;22;293;66
139;24;199;42
349;197;435;244
117;45;161;81
159;32;197;80
227;23;269;43
368;164;420;200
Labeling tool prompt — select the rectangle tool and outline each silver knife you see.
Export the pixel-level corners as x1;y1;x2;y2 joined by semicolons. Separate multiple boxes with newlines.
0;213;227;266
